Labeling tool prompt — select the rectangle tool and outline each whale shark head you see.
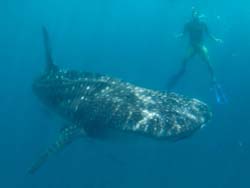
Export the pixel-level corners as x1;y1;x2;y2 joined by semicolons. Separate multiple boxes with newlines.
160;95;212;140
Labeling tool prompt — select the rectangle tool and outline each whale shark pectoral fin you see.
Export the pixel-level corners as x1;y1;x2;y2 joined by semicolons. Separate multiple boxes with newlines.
28;125;86;174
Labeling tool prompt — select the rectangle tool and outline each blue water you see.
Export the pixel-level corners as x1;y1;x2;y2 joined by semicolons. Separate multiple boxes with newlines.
1;0;250;187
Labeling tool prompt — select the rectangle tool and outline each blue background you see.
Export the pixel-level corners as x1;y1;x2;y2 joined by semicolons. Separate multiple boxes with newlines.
1;0;250;187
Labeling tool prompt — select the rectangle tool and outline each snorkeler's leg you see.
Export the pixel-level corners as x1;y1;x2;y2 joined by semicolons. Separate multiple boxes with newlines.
200;46;216;83
200;46;228;104
167;47;195;91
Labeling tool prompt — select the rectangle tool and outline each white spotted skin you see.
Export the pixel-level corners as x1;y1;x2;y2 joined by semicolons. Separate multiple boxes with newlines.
33;68;212;140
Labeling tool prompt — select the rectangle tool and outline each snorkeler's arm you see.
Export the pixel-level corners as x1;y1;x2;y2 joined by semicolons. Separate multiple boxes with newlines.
176;23;188;39
204;24;223;43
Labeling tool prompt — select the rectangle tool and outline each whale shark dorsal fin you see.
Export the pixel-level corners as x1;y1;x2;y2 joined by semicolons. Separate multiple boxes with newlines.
28;125;86;174
42;26;57;72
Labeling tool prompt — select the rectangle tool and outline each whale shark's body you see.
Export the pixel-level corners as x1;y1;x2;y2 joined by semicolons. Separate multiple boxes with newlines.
29;28;212;174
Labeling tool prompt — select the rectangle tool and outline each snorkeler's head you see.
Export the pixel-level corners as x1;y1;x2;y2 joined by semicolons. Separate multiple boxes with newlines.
192;7;200;21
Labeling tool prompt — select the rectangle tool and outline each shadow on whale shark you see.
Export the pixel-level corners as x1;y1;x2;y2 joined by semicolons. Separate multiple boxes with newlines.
28;27;212;174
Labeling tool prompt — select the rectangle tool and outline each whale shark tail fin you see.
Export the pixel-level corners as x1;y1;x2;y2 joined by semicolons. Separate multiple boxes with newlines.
42;26;58;72
28;125;86;174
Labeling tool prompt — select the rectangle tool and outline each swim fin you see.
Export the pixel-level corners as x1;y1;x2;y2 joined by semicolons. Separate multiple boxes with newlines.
212;82;228;104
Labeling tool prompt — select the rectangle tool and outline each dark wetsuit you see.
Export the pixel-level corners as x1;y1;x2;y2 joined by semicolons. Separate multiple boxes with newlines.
167;20;216;90
185;21;208;45
183;20;210;59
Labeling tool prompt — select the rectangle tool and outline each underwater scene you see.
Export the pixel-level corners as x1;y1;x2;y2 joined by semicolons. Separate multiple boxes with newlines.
1;0;250;187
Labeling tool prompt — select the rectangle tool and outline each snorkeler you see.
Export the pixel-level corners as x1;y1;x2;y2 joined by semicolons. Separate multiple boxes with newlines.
167;8;227;103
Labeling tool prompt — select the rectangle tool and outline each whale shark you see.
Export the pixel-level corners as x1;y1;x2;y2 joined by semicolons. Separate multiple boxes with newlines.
28;27;212;174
